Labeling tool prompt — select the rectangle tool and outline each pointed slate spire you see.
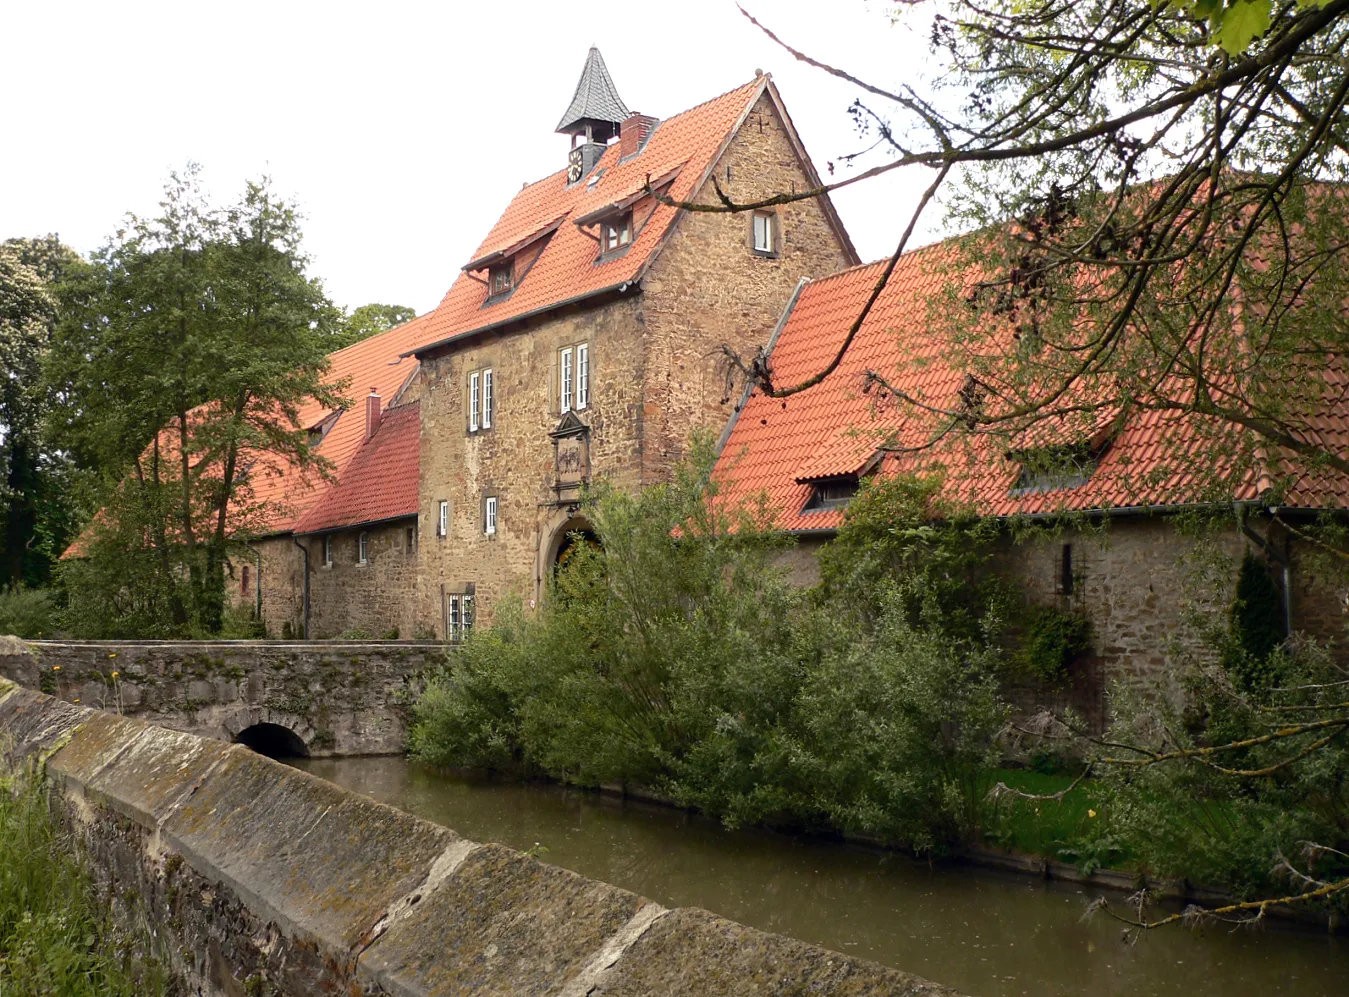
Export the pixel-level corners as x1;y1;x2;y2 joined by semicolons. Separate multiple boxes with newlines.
555;47;631;141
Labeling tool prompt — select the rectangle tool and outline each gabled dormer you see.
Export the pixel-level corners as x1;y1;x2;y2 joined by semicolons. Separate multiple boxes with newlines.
461;216;565;305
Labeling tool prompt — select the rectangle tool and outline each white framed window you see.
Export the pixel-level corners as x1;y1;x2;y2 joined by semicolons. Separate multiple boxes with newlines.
603;214;632;253
560;347;573;413
358;531;369;564
447;593;477;643
482;368;493;429
323;534;333;567
438;500;448;537
576;343;589;410
484;495;498;536
469;371;480;431
753;211;776;254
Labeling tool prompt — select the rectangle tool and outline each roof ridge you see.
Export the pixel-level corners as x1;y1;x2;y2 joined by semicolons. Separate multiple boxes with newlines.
801;239;951;287
325;311;432;360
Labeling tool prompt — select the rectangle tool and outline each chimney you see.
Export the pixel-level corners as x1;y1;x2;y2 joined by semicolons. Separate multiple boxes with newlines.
365;387;382;441
620;113;658;159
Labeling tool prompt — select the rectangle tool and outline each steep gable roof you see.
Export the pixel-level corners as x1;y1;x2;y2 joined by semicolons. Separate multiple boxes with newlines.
713;249;1349;532
410;76;855;358
292;402;420;535
244;314;431;535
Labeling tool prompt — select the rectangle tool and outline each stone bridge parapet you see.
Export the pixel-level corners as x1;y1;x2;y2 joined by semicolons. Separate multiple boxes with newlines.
0;677;961;997
0;637;448;756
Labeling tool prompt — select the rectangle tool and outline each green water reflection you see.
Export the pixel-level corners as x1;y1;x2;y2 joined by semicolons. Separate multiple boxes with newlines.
293;756;1345;997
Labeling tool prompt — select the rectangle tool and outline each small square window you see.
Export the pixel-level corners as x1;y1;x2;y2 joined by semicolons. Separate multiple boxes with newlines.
438;500;448;537
603;214;632;253
752;211;776;255
489;262;513;296
484;495;498;536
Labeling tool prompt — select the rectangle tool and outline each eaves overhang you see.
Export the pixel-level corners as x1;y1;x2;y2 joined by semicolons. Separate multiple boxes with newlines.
404;281;642;360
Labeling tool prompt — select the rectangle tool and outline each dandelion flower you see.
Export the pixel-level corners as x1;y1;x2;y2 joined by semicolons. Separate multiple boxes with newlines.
1088;809;1097;818
51;665;61;672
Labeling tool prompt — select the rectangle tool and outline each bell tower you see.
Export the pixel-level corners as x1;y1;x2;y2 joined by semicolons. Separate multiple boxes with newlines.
556;47;630;184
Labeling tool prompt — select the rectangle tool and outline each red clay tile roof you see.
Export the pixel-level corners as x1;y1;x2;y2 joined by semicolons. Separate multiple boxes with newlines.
292;402;420;535
411;76;853;356
242;312;432;535
713;249;1349;532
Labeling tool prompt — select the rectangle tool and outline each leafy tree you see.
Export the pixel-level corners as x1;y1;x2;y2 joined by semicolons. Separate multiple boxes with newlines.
329;302;416;349
412;445;1009;852
667;0;1349;497
0;235;81;588
48;167;345;635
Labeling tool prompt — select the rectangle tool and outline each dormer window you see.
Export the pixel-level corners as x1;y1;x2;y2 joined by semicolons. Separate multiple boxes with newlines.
603;214;632;254
1008;443;1104;494
802;476;860;512
489;262;514;297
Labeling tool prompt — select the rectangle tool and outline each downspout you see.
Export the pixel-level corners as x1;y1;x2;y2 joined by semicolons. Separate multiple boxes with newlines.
243;543;263;620
291;535;311;640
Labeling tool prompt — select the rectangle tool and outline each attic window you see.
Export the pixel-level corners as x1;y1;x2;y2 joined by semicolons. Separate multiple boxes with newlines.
489;262;514;297
1008;443;1104;495
752;211;777;256
602;213;632;254
802;476;860;512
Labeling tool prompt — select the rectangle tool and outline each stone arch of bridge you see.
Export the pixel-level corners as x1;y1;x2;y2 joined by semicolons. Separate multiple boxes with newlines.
221;707;317;758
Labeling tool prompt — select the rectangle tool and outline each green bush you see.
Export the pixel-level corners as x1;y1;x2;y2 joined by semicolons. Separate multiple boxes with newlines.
1;764;171;995
1017;604;1091;684
0;585;60;639
411;446;1010;852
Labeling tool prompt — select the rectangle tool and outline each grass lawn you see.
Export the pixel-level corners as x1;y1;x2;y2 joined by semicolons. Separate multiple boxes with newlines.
980;767;1132;872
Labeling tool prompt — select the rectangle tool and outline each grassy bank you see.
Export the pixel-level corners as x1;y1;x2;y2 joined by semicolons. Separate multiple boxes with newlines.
0;765;171;997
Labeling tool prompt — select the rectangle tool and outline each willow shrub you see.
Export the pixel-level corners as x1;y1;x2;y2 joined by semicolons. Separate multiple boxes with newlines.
0;765;171;996
411;447;1009;852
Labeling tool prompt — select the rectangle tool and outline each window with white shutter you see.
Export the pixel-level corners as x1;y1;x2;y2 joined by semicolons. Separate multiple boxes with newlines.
469;371;480;431
560;347;573;414
576;343;589;410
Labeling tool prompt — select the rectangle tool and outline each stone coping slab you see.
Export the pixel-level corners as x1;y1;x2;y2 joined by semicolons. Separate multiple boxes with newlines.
0;677;962;997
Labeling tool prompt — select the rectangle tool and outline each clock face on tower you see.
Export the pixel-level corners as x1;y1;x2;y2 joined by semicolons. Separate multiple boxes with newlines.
567;148;584;184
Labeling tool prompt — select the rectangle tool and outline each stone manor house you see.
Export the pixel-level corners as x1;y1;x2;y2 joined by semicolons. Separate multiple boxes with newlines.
234;50;1348;709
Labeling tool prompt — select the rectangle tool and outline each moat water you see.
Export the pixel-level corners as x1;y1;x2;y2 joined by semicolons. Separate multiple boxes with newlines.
293;755;1348;997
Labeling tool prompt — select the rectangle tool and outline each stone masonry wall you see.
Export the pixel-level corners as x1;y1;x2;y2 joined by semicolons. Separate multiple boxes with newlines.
299;518;426;639
415;294;650;630
413;92;854;633
781;516;1349;728
2;639;446;756
639;90;857;481
0;678;961;997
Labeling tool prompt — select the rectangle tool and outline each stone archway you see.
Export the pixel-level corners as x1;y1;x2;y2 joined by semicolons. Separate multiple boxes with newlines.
220;707;317;758
534;508;603;605
234;722;309;759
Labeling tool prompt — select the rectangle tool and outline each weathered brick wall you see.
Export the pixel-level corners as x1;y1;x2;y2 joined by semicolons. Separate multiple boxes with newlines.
4;640;446;756
0;680;961;997
413;93;853;632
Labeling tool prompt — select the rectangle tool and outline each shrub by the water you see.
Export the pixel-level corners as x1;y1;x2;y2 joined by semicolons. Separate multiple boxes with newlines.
0;586;60;639
412;445;1010;852
0;764;172;996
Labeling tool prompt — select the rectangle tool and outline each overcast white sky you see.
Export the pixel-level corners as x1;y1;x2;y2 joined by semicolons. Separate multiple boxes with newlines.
1;1;937;314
